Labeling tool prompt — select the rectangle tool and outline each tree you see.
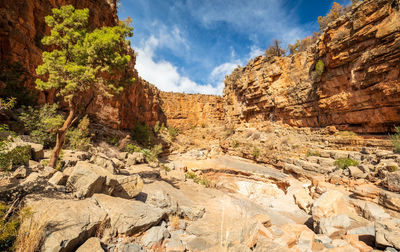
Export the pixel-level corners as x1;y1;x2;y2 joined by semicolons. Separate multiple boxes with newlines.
35;5;134;167
317;2;345;31
265;39;286;59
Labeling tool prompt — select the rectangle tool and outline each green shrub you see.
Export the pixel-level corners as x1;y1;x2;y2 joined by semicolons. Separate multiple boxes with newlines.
168;127;179;141
65;116;91;151
306;150;321;157
316;60;325;76
125;143;162;163
107;136;120;146
0;145;31;172
252;147;261;159
125;143;142;153
232;140;239;148
391;126;400;153
334;158;359;169
0;203;20;251
154;121;161;135
19;104;64;148
132;123;154;146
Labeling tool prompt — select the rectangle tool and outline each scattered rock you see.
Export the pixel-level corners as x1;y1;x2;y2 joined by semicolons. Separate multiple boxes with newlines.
112;174;143;199
76;237;104;252
293;188;313;214
312;190;357;222
180;205;205;221
48;171;68;186
363;202;390;221
126;152;146;166
375;219;400;250
387;171;400;193
141;225;169;247
318;214;351;236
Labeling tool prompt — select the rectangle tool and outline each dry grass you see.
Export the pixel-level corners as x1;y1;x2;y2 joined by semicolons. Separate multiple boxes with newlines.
15;209;46;252
169;215;180;230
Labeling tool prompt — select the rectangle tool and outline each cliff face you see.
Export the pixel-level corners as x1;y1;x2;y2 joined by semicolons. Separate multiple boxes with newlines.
160;92;225;130
0;0;164;129
224;0;400;133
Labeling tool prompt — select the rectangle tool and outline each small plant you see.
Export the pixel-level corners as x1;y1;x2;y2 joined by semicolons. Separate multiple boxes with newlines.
334;158;360;169
306;150;321;157
315;60;325;76
125;143;142;153
168;127;179;141
154;121;161;135
0;203;20;251
252;147;261;159
185;172;212;188
108;136;120;146
18;104;64;148
232;140;239;148
388;165;398;172
15;208;46;252
391;126;400;153
65;115;91;151
161;164;171;172
132;123;154;146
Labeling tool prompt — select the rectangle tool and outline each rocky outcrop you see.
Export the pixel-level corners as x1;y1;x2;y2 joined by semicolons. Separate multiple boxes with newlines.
160;92;224;130
223;0;400;133
0;0;165;129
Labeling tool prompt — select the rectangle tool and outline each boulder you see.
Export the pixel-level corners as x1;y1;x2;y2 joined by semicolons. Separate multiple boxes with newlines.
90;154;119;174
312;190;357;222
66;161;117;198
23;197;107;252
293;189;313;214
379;191;400;212
91;194;166;236
112;174;143;199
349;166;366;179
375;219;400;250
387;171;400;193
126;152;146;166
318;215;351;236
48;171;68;186
76;237;104;252
29;142;44;161
180;205;205;221
363;202;390;221
141;225;169;247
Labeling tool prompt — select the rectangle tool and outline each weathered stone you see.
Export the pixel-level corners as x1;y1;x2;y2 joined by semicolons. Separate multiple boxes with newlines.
349;166;366;179
293;188;313;214
318;215;351;236
12;166;27;179
48;171;68;186
91;194;166;236
141;225;169;247
363;202;390;221
375;219;400;250
76;237;104;252
90;154;119;174
387;171;400;193
112;174;143;199
180;206;205;221
126;153;146;166
312;190;358;222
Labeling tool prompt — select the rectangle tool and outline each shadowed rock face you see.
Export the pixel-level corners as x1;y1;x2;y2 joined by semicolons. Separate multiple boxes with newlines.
223;0;400;133
0;0;165;129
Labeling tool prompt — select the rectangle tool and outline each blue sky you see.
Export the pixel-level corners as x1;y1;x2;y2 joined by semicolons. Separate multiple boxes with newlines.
118;0;351;95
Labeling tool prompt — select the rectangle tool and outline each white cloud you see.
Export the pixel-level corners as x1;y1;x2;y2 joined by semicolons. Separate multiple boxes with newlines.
249;45;263;59
135;33;222;95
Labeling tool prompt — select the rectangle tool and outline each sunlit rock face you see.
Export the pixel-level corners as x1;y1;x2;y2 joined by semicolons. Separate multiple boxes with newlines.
0;0;165;129
223;0;400;133
160;92;225;130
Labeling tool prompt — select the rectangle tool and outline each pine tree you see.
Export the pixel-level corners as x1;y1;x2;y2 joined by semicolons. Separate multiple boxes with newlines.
36;5;134;167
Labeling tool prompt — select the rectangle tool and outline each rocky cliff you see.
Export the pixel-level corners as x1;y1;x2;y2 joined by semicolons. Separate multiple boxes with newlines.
160;92;225;130
0;0;164;129
223;0;400;133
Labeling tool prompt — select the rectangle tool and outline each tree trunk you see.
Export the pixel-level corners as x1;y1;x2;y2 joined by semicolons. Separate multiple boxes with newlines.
49;107;75;168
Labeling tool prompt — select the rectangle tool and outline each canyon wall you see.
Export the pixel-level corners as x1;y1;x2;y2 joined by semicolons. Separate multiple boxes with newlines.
0;0;164;129
223;0;400;133
160;92;225;130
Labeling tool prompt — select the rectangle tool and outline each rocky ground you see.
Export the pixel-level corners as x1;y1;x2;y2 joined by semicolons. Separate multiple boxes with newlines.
1;124;400;252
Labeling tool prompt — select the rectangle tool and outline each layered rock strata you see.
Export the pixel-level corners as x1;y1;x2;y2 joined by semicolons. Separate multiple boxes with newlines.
223;0;400;133
160;92;225;130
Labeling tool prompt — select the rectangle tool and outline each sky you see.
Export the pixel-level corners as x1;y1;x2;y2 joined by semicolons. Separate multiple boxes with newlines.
118;0;351;96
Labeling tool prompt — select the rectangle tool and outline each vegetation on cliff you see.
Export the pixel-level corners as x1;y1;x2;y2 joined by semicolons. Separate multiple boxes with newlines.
35;5;134;167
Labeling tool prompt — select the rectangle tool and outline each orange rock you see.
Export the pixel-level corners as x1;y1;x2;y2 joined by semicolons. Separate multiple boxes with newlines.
343;234;373;252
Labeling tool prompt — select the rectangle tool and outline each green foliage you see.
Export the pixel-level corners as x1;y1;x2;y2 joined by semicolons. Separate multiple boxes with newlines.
185;172;212;188
334;158;360;169
65;115;91;151
306;150;321;157
316;60;325;76
125;143;162;163
154;121;161;135
252;147;261;159
107;136;120;146
0;62;38;107
35;5;134;102
265;39;286;58
391;126;400;153
288;34;318;55
18;104;64;148
0;203;19;251
125;143;142;153
168;127;179;141
132;123;154;146
160;164;171;172
232;140;239;148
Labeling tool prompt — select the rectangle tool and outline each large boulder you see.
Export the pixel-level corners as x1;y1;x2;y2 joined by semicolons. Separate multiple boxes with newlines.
22;197;108;252
66;161;117;198
91;194;166;236
312;190;358;222
141;225;169;247
90;154;119;174
76;237;104;252
112;174;143;199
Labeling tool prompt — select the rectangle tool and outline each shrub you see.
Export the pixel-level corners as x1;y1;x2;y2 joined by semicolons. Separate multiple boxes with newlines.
288;34;318;55
18;104;64;148
0;203;19;251
316;60;325;76
132;123;154;146
154;121;161;135
65;116;91;151
125;143;142;153
185;172;213;188
232;140;239;148
334;158;359;169
391;126;400;153
107;136;120;146
317;2;345;31
126;143;162;163
168;127;179;141
307;150;321;157
0;145;31;172
252;147;261;159
265;39;286;59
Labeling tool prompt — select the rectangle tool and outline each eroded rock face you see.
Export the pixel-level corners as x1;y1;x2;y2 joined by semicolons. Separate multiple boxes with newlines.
160;92;225;130
223;0;400;133
0;0;165;129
